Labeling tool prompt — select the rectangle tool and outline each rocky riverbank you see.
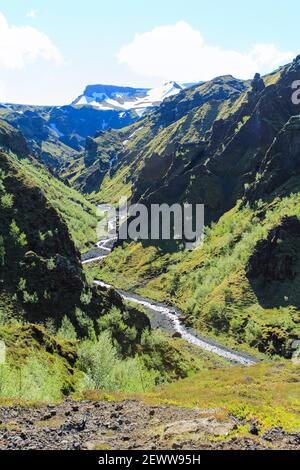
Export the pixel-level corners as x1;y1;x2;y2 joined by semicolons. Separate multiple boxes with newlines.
1;399;299;450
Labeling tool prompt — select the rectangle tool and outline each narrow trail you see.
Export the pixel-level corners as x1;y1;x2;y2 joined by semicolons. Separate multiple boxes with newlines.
82;219;258;366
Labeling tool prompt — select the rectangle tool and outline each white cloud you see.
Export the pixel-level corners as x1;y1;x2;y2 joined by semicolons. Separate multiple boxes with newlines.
118;21;294;82
0;12;62;70
26;10;38;19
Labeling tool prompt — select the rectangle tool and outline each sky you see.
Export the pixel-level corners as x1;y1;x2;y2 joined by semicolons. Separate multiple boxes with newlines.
0;0;299;105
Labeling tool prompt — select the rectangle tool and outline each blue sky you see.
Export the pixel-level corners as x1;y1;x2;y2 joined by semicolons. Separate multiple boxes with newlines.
0;0;299;105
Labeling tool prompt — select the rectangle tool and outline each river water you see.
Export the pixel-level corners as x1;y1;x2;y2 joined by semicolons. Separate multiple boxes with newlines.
82;223;258;366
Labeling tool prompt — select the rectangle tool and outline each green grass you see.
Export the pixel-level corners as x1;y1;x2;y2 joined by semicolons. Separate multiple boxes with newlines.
132;361;300;433
0;323;80;401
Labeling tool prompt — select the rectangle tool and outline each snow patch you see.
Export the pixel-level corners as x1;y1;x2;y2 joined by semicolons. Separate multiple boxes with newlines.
72;81;188;115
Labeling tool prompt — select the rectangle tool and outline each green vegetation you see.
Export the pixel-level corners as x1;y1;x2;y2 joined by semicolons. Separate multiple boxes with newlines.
142;361;300;433
1;60;300;446
15;158;98;251
0;319;224;400
1;150;85;325
0;355;74;401
0;323;80;401
90;194;300;357
77;331;157;393
75;310;222;392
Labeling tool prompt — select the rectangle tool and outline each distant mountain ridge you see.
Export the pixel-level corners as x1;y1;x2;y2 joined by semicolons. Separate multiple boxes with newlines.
72;81;193;116
0;82;194;165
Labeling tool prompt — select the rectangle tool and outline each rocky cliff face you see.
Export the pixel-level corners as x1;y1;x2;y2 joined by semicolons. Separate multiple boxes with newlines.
84;59;300;226
247;115;300;201
0;104;139;173
142;60;300;223
247;216;300;282
0;119;29;158
66;75;250;211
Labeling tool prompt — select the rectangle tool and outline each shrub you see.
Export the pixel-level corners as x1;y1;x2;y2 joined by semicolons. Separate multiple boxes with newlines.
230;315;247;340
1;193;13;209
245;320;263;348
77;332;156;392
46;258;56;270
57;316;77;341
204;302;230;333
0;356;70;401
80;290;92;306
9;220;27;247
75;307;96;340
97;307;137;354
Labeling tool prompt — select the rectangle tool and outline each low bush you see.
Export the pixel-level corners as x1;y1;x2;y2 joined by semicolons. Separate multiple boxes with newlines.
0;355;72;401
77;332;157;392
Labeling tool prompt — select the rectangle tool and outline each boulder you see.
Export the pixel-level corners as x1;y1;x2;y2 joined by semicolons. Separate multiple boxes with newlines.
163;417;235;438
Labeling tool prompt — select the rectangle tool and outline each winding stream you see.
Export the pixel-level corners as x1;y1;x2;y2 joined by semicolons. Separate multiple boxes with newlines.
83;232;258;367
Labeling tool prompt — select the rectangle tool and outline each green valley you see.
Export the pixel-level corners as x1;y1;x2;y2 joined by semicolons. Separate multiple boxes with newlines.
1;52;300;451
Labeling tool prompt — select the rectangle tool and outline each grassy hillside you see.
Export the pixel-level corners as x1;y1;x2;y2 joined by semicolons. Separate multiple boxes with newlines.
19;158;98;251
0;323;80;401
0;118;99;251
140;360;300;434
0;149;153;345
88;189;300;358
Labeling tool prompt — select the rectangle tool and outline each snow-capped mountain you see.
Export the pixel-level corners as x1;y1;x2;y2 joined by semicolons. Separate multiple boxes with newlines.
72;82;188;116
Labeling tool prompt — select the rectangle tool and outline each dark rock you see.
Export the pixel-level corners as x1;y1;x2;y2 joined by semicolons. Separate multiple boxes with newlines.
247;116;300;201
0;120;30;157
110;424;120;431
172;332;182;339
41;414;53;421
249;423;260;436
246;216;300;281
251;73;265;93
172;442;183;449
76;419;86;432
